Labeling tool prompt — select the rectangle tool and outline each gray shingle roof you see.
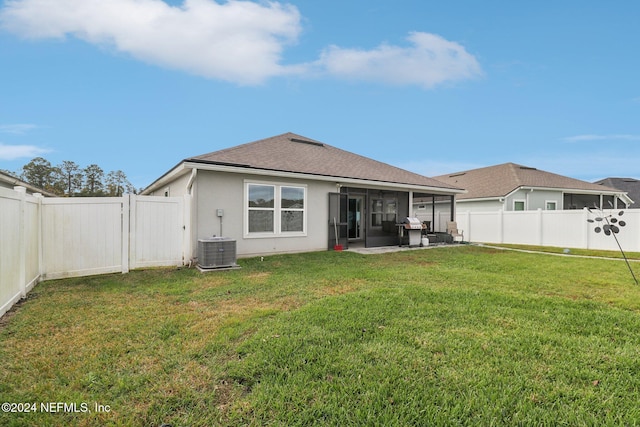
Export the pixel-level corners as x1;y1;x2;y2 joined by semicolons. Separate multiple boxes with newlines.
435;162;621;200
187;132;462;191
595;178;639;207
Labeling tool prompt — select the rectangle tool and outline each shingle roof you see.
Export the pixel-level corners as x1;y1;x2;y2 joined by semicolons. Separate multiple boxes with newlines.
595;178;639;207
0;170;56;196
187;132;462;191
434;162;621;200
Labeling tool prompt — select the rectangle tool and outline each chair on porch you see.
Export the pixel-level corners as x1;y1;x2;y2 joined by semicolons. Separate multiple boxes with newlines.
446;221;464;243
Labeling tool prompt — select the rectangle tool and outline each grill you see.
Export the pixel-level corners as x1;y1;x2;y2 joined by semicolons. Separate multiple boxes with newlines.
398;217;423;247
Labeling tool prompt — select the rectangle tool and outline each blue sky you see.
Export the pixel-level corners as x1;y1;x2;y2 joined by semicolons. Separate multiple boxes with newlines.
1;0;639;189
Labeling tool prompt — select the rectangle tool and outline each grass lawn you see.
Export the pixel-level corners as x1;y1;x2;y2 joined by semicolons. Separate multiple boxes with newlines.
1;246;640;426
483;243;640;260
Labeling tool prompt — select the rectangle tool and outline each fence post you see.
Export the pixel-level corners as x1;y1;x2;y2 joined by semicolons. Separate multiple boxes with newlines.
498;209;504;243
33;193;44;283
121;194;131;274
129;194;137;271
14;186;27;298
537;208;543;246
582;207;590;249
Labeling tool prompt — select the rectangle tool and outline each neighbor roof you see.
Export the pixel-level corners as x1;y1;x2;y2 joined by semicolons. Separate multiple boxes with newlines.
186;132;462;191
0;170;56;196
595;178;638;207
435;162;622;200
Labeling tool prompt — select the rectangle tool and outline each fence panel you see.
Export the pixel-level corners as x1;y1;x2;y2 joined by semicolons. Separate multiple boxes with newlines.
503;211;540;245
458;209;640;252
586;210;640;252
41;197;125;280
0;187;41;318
130;195;185;268
540;210;586;248
0;188;24;317
465;211;503;243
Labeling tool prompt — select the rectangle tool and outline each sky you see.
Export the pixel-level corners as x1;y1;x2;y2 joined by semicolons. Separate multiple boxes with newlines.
1;0;639;190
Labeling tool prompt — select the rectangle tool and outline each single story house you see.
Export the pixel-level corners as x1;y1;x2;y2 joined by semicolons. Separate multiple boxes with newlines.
142;132;464;258
419;162;632;213
594;178;639;209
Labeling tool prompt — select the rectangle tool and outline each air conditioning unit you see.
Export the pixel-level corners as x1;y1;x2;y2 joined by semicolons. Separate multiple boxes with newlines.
197;237;239;270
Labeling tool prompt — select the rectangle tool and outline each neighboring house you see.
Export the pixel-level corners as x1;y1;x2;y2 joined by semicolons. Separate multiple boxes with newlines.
594;178;639;209
0;170;56;196
420;162;631;213
142;132;464;258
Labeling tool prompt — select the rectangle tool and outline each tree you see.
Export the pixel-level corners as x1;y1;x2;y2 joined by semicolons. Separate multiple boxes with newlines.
21;157;54;190
106;170;133;196
83;164;104;196
15;157;135;197
59;160;83;196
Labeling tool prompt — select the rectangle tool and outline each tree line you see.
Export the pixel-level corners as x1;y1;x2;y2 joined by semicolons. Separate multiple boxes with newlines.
2;157;137;197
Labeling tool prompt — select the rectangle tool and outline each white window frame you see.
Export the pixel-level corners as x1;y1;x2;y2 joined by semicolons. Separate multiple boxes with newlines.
244;181;307;238
545;200;557;211
513;199;526;211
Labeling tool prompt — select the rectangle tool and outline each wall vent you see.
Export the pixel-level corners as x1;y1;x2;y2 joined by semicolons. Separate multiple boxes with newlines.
290;137;324;147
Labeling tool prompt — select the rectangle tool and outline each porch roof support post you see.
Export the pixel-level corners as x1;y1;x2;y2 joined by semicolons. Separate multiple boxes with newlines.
408;191;413;217
432;195;435;231
450;195;455;221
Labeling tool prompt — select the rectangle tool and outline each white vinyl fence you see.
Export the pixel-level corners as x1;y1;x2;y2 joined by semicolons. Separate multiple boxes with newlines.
1;187;189;317
0;187;41;318
457;208;640;252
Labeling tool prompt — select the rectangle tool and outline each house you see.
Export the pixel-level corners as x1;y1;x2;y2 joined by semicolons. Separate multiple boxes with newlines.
419;162;632;214
594;178;639;209
0;170;56;196
142;132;464;258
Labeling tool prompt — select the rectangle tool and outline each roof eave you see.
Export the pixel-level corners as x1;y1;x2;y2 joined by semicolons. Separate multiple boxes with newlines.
141;162;191;195
183;161;465;194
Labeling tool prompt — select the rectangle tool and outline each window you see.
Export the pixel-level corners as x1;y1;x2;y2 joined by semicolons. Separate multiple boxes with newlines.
246;182;306;236
248;184;275;233
371;199;384;227
281;186;304;232
514;200;525;211
371;197;397;227
545;201;557;210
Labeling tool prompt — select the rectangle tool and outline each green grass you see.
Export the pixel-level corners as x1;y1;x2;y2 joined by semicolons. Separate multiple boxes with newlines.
484;242;640;260
1;246;640;426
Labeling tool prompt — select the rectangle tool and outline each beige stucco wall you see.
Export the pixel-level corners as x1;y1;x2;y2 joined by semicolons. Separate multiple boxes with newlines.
193;170;335;258
505;189;562;211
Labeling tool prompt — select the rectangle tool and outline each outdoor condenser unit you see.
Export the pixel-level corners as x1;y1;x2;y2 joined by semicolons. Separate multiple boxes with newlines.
197;237;239;270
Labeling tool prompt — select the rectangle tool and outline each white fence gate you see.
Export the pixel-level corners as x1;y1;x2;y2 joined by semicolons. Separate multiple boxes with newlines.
1;187;189;317
457;208;640;252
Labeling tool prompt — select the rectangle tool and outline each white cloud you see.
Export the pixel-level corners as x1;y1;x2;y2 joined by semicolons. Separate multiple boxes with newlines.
0;143;51;160
315;32;483;88
0;123;37;134
562;134;640;143
0;0;303;85
0;1;482;88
